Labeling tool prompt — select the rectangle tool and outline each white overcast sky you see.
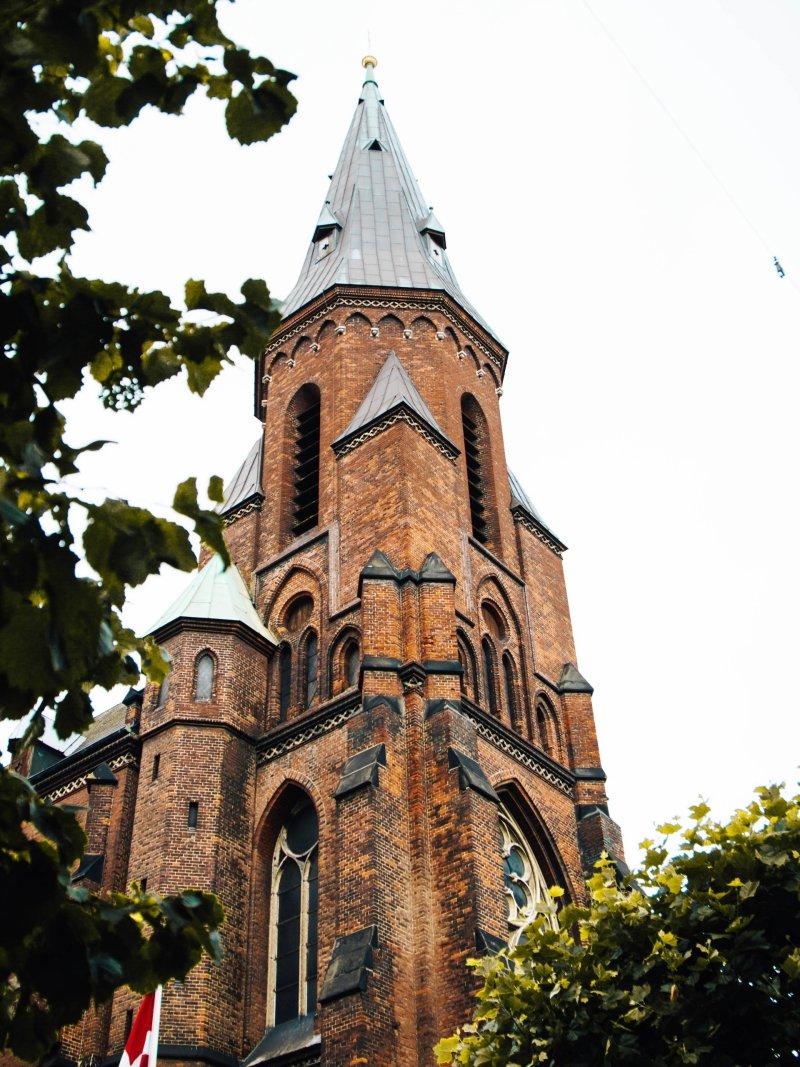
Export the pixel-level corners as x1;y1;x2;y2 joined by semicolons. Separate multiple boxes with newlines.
9;0;800;860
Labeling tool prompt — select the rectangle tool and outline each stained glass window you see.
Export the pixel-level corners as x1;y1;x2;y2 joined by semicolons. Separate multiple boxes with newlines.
499;804;558;943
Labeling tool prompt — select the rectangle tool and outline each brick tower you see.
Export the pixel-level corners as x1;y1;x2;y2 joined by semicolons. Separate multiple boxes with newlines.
27;56;625;1067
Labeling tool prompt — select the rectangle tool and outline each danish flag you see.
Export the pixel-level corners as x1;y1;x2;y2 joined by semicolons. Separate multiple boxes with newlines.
120;987;162;1067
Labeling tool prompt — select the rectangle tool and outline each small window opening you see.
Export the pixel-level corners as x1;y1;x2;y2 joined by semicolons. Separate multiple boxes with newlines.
482;637;498;717
292;398;320;537
188;801;199;829
537;706;552;757
462;408;488;544
124;1009;134;1040
345;640;360;689
366;138;384;151
305;631;319;708
279;644;292;720
140;877;148;892
195;653;214;702
151;754;160;781
503;654;517;727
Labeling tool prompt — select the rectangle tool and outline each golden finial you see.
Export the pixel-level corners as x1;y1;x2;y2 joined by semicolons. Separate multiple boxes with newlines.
362;55;378;69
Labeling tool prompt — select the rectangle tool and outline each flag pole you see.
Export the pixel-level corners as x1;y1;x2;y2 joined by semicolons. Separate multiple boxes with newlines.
149;986;163;1066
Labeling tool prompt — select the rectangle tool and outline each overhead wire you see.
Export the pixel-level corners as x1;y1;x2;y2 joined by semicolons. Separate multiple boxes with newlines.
580;0;800;297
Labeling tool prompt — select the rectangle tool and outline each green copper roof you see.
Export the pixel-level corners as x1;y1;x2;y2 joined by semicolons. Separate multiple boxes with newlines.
148;555;276;643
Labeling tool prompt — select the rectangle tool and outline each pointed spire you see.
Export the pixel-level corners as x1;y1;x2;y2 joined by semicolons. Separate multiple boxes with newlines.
332;350;457;456
280;59;500;347
148;555;276;644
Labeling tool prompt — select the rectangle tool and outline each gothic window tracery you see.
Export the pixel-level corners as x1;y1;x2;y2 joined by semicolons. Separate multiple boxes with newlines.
499;803;558;942
267;798;319;1026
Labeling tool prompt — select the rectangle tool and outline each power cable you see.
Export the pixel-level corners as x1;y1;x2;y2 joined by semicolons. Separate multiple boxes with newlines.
581;0;800;294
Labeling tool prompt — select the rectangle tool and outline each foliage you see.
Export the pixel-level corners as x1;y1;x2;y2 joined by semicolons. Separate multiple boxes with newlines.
436;785;800;1066
0;1;296;1058
0;770;225;1061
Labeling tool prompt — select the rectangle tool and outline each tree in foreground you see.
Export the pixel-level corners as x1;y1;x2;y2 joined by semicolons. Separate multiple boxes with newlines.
436;784;800;1066
0;0;296;1058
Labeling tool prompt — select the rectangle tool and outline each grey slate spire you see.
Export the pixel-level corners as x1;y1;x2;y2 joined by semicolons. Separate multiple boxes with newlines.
281;57;498;343
332;350;457;455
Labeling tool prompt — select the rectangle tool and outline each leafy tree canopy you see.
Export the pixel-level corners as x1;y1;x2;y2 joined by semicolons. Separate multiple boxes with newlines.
436;784;800;1066
0;1;296;1058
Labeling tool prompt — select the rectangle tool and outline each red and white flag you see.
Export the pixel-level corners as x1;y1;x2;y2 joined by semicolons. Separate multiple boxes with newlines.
120;987;162;1067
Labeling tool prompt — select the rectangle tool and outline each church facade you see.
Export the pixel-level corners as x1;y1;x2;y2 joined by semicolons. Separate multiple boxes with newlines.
23;58;625;1067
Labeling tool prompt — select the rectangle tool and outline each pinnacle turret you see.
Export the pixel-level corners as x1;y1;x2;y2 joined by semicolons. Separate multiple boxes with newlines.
280;58;498;344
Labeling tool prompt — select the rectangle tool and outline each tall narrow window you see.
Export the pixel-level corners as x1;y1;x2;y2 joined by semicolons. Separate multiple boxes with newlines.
304;631;318;708
188;801;199;829
499;802;558;942
151;754;160;781
537;704;551;756
503;653;518;726
457;631;477;702
461;396;497;548
195;653;214;701
344;639;360;689
269;797;319;1025
156;652;171;706
286;386;321;539
278;644;292;720
482;637;498;717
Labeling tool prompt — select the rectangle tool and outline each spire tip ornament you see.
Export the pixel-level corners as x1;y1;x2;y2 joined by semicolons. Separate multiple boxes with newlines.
361;54;378;69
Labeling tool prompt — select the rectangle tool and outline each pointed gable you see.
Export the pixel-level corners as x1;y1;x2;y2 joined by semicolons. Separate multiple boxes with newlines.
280;58;500;346
148;555;276;644
332;350;458;457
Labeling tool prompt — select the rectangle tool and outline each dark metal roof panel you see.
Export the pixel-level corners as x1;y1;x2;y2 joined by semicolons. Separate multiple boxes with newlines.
508;469;564;545
333;350;454;446
218;438;262;514
280;66;500;344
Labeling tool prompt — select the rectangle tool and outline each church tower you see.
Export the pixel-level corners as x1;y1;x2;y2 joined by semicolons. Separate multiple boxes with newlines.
34;57;626;1067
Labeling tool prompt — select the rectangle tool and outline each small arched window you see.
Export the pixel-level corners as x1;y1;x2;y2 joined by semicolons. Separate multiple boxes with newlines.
156;651;171;706
268;797;319;1025
278;644;292;721
304;631;319;708
194;653;214;702
482;637;498;717
457;631;477;702
344;639;360;689
499;803;558;942
536;703;552;757
502;652;517;726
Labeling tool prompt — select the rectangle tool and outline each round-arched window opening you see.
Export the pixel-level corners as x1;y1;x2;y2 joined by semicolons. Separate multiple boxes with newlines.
285;595;313;634
195;653;214;702
481;602;507;642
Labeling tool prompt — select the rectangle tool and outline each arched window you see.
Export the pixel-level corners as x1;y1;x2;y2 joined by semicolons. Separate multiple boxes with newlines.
499;802;558;942
461;395;497;548
304;630;318;708
278;644;292;721
156;651;171;706
482;637;498;717
344;639;360;689
502;652;517;726
536;702;552;757
284;385;321;541
268;797;319;1025
457;631;477;702
194;653;214;702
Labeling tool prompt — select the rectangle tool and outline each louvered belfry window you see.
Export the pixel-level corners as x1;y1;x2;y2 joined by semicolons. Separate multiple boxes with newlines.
461;398;489;545
292;390;320;538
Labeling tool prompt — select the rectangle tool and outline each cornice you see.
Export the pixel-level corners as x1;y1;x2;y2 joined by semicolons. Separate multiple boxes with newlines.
431;697;575;797
273;286;507;364
32;730;140;803
151;616;274;655
257;691;362;764
512;506;568;556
